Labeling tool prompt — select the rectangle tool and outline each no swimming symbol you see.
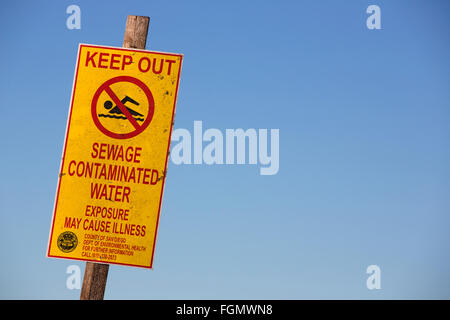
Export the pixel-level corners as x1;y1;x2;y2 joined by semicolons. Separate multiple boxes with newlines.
91;76;155;139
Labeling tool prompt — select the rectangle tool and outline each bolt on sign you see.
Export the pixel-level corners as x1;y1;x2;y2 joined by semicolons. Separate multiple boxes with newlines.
47;44;183;268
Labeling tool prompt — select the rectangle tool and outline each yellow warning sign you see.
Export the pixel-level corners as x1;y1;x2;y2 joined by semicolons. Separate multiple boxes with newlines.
47;44;183;268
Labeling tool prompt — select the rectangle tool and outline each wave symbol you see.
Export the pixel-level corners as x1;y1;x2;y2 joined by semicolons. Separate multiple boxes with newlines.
98;114;144;122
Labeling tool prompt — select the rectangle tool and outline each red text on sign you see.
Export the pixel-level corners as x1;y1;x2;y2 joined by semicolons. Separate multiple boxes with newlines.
85;50;176;75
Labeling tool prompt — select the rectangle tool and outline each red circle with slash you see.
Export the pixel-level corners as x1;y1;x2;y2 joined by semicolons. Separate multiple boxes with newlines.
91;76;155;139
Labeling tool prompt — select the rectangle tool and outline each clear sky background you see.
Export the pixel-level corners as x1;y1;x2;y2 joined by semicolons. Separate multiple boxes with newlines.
1;0;449;299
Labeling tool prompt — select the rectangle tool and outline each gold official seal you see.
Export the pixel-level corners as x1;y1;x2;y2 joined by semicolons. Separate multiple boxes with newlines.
57;231;78;253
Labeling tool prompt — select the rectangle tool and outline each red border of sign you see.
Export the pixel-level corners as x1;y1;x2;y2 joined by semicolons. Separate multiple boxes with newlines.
91;75;155;139
47;43;183;269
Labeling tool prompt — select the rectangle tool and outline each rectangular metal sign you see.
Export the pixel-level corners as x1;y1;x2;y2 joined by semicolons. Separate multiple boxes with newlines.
47;44;183;268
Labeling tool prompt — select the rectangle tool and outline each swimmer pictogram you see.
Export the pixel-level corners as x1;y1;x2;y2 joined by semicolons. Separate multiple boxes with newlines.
99;96;145;122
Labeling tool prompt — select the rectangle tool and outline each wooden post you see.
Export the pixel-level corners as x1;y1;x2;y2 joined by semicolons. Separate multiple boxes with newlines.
80;262;109;300
80;15;150;300
123;15;150;49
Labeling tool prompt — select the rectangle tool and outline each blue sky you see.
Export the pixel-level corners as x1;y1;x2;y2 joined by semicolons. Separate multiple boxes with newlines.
1;0;449;299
